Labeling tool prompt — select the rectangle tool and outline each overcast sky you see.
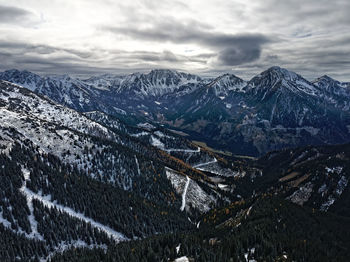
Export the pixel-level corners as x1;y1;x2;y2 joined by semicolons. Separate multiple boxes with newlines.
0;0;349;80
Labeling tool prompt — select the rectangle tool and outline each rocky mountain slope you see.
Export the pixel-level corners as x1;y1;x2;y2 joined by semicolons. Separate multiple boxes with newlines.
0;80;240;260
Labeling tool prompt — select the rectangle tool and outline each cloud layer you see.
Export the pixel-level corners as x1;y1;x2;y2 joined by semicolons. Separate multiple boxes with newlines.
103;20;270;66
0;4;32;23
0;0;349;80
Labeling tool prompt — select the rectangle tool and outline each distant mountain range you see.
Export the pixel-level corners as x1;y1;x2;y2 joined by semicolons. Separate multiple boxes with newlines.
1;66;349;156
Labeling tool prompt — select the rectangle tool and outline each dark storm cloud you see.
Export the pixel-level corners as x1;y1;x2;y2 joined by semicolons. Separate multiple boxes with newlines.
217;46;261;66
0;5;32;23
103;20;270;66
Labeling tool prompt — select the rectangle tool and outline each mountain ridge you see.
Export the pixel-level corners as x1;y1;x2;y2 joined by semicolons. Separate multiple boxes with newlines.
1;66;350;156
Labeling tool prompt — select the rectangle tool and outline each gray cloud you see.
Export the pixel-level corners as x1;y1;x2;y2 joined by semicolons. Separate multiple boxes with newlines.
0;41;94;59
256;0;350;25
103;19;270;66
0;39;210;76
130;50;180;62
217;46;261;66
0;5;32;23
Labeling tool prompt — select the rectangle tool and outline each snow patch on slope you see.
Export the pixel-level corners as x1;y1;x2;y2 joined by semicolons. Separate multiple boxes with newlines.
165;168;215;213
180;176;190;211
20;169;44;240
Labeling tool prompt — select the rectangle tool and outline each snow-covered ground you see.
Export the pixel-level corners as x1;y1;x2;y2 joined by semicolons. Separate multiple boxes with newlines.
0;85;142;191
193;158;217;168
193;159;242;177
287;182;313;206
180;176;190;211
0;82;113;140
174;256;189;262
166;168;216;213
150;135;165;149
131;131;150;137
19;169;44;240
320;174;348;211
165;147;200;153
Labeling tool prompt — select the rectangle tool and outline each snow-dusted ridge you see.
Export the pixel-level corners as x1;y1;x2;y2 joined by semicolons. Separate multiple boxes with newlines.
0;80;113;140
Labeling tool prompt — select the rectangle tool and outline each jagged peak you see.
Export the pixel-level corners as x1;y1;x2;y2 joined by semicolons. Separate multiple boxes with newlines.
313;75;337;83
149;68;177;74
217;73;243;81
1;68;41;77
208;73;244;88
134;68;201;86
247;66;320;97
146;68;201;80
313;75;350;92
259;66;299;81
205;73;246;97
0;69;43;91
146;69;181;79
3;68;22;74
321;74;334;80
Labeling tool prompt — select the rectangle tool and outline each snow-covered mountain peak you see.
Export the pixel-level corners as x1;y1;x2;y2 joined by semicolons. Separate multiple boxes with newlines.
0;69;43;91
81;74;126;91
313;75;350;99
313;75;345;87
261;66;299;81
149;68;178;76
116;69;203;97
206;73;246;98
247;66;320;97
209;74;246;89
315;75;334;82
145;69;201;83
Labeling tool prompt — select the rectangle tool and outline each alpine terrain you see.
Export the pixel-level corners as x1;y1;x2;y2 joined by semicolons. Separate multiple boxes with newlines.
0;66;349;262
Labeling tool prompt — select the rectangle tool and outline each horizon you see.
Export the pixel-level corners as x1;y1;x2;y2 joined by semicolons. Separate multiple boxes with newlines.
0;66;347;83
